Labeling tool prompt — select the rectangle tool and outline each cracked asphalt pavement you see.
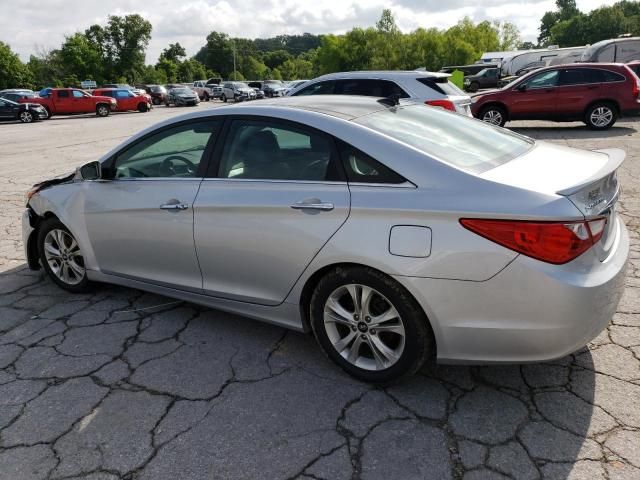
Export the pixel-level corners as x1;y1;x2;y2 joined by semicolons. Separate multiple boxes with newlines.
0;106;639;480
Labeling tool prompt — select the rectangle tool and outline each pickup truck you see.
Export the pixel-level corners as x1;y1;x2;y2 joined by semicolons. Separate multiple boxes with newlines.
192;80;223;101
20;88;117;118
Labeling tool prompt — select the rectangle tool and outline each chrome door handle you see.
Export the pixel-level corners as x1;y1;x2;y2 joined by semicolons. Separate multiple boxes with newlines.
160;203;189;210
290;201;334;211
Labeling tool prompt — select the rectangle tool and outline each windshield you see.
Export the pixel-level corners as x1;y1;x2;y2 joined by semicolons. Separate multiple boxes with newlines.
151;86;166;93
234;83;250;89
173;88;191;94
354;104;533;174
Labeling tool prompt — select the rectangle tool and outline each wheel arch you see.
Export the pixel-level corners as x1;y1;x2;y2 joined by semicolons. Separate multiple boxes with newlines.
585;98;620;115
477;101;510;120
25;210;60;270
297;262;437;355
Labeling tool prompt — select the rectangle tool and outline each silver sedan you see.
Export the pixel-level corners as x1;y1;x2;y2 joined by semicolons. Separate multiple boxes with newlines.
22;96;629;382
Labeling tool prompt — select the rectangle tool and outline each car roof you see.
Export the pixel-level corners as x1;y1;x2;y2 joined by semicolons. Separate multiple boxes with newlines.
228;95;401;120
312;70;450;81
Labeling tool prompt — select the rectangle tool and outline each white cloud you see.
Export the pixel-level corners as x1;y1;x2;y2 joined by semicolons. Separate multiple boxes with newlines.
0;0;619;63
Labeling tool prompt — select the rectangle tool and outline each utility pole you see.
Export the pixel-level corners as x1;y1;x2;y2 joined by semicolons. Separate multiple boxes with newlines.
232;40;236;80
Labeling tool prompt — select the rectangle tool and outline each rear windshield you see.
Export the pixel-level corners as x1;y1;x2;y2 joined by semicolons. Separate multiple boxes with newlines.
354;104;533;174
416;77;465;96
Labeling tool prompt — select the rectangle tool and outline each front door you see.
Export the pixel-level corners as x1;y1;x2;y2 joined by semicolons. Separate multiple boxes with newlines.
0;99;17;119
194;118;350;305
83;119;221;291
508;69;559;120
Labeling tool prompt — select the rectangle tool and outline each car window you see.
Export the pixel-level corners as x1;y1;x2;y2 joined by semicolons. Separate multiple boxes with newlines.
416;77;465;96
292;80;336;96
113;120;220;179
600;69;626;82
617;41;640;62
355;104;532;175
334;79;409;98
72;90;84;98
218;119;338;181
116;90;131;98
338;141;405;184
57;90;69;98
597;44;615;62
558;68;597;86
525;70;559;89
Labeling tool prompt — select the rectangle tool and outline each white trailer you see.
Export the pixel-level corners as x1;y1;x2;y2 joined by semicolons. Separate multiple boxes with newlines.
499;46;586;76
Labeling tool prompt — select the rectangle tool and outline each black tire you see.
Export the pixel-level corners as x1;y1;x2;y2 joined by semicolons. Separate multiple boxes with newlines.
152;97;161;105
469;82;480;92
96;104;110;117
221;94;227;103
478;104;507;127
584;102;618;130
137;102;148;112
19;110;34;123
165;101;170;107
204;92;210;101
37;217;91;293
310;266;433;383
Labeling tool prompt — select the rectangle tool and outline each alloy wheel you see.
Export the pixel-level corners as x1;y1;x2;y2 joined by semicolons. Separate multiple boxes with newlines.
20;111;34;123
482;109;503;125
43;229;85;285
590;106;613;128
323;284;406;371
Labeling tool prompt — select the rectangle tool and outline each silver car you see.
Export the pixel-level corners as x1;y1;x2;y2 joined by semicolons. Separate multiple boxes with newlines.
22;96;629;382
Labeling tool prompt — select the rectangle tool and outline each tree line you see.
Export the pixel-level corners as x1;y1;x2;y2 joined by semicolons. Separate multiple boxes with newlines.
0;3;638;91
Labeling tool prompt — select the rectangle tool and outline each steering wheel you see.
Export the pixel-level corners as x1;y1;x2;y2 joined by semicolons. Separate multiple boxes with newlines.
161;155;196;176
300;159;328;180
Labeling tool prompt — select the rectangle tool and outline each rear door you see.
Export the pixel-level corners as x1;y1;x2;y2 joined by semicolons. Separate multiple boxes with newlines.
54;90;73;113
508;70;559;119
555;68;601;119
0;99;16;119
194;117;350;305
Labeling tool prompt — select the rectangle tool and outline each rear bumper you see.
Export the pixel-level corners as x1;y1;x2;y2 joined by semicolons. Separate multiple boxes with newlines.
396;217;629;364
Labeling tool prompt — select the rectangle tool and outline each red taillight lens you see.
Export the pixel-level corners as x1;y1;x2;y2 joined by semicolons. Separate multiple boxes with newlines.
460;218;606;264
425;99;456;112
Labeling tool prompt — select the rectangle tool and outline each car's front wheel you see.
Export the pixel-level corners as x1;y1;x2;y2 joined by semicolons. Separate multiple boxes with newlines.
37;218;91;293
96;104;110;117
19;110;34;123
310;266;432;383
585;102;617;130
479;105;507;127
221;94;227;103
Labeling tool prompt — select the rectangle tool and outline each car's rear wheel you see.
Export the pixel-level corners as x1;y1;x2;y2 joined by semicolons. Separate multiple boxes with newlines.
310;266;432;383
19;111;34;123
37;218;91;293
585;102;617;130
469;81;480;92
221;94;227;103
138;102;148;112
96;104;110;117
479;105;507;127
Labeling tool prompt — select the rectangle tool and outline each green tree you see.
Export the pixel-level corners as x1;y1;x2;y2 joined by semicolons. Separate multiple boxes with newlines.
159;43;186;63
263;50;292;69
59;33;103;83
0;42;32;89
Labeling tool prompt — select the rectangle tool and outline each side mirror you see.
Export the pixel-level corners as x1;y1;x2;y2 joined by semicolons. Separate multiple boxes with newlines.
516;83;527;92
78;161;102;180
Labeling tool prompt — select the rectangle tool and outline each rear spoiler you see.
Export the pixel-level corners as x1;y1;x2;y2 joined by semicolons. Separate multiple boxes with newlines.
556;148;625;196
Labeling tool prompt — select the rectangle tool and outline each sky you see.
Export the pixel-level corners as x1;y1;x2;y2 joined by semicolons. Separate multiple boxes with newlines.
0;0;618;63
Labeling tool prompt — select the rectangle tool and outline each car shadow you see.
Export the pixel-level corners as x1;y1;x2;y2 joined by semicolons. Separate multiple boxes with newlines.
0;263;598;478
510;122;637;140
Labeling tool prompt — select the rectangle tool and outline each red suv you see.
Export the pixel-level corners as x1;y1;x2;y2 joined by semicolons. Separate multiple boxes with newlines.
471;63;640;129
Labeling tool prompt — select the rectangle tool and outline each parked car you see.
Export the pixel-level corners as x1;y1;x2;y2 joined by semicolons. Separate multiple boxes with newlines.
23;96;628;382
221;82;257;102
287;71;472;116
92;88;152;112
192;80;223;101
0;89;38;102
246;82;265;98
283;79;309;95
463;68;499;92
139;85;168;105
165;87;200;106
262;80;286;97
0;97;48;123
580;36;640;63
471;63;640;129
439;64;498;75
627;60;640;77
102;83;135;90
19;88;116;118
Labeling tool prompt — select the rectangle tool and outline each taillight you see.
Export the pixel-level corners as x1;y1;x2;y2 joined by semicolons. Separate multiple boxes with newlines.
624;65;640;98
460;218;607;264
425;99;456;112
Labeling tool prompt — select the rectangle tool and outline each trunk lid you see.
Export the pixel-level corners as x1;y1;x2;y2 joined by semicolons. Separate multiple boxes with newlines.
481;142;624;262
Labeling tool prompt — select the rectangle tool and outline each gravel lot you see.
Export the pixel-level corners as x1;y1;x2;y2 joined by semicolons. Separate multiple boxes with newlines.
0;105;639;480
